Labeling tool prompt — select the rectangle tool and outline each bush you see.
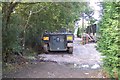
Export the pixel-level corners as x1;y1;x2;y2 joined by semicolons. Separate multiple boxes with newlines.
77;27;81;37
97;2;120;79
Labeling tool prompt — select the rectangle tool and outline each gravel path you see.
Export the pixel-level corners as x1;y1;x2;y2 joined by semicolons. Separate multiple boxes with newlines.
3;38;106;78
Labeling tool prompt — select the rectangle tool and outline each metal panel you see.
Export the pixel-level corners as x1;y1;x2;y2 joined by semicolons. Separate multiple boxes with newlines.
49;35;66;51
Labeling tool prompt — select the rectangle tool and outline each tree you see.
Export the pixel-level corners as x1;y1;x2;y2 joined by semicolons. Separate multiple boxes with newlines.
77;27;81;37
2;2;93;63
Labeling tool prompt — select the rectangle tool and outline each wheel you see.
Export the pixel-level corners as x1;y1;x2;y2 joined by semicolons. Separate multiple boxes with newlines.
43;44;49;53
68;47;73;54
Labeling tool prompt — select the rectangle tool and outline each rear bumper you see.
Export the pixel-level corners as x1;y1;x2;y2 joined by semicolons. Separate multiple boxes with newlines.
50;50;67;51
49;48;67;51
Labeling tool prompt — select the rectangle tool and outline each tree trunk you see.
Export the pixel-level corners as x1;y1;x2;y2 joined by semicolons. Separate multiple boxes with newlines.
2;2;18;28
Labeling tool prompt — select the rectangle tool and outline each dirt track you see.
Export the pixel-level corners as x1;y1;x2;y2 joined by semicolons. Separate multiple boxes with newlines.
3;38;106;78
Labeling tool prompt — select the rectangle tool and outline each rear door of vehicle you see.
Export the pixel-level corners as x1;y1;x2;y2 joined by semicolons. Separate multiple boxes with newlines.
49;34;66;51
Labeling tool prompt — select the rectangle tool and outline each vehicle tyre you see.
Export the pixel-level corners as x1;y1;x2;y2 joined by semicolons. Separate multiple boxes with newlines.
68;47;73;54
43;44;49;53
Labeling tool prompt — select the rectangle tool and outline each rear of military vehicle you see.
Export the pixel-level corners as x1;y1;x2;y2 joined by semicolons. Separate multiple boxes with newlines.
42;33;73;53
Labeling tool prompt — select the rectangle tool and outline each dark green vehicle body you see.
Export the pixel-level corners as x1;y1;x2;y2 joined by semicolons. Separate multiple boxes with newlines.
42;31;74;53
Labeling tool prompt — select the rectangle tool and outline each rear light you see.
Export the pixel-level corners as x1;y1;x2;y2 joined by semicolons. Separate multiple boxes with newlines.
43;37;49;40
67;36;73;41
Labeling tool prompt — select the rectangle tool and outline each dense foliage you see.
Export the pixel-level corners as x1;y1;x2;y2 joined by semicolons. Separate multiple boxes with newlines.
2;2;92;62
97;2;120;78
